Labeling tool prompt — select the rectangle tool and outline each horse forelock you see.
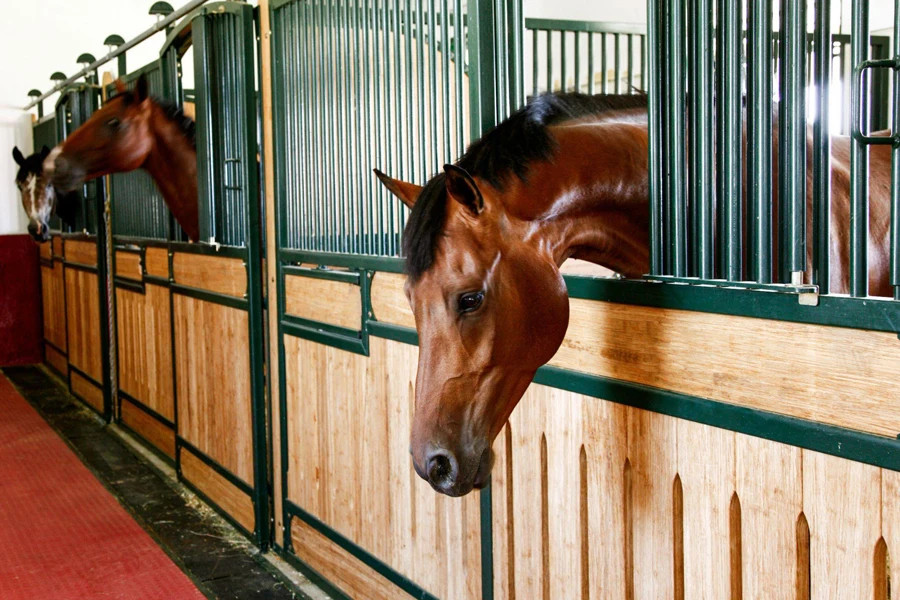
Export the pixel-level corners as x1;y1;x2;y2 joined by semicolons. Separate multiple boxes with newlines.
402;92;649;281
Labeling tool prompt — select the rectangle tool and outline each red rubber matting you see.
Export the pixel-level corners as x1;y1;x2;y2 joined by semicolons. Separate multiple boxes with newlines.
0;374;205;600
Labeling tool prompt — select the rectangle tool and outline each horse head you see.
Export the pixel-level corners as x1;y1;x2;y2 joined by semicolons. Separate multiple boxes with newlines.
13;145;78;242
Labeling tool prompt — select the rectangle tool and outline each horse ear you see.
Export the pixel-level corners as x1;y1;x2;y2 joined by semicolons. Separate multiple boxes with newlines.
114;79;127;95
135;74;149;103
373;169;422;209
443;164;483;216
40;145;51;159
12;146;25;166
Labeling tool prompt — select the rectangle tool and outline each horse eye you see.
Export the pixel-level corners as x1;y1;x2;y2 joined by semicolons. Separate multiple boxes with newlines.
458;291;484;314
106;118;121;129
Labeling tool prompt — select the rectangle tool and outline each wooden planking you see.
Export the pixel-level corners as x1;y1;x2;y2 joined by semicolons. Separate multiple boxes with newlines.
115;251;142;280
121;397;175;459
174;295;253;484
804;450;882;600
71;369;103;413
550;299;900;439
44;344;67;375
883;469;900;596
283;336;481;599
41;261;67;351
116;284;174;421
144;247;169;279
65;239;97;266
52;236;63;258
181;447;254;532
290;519;403;600
173;253;246;297
39;241;52;260
735;435;802;599
65;268;102;382
370;272;415;329
284;275;361;330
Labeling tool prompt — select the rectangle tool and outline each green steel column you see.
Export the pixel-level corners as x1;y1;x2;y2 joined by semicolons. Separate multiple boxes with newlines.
647;0;664;275
667;0;686;276
892;0;900;299
468;0;498;135
690;0;713;278
850;0;870;296
718;0;742;281
748;0;773;283
813;0;832;293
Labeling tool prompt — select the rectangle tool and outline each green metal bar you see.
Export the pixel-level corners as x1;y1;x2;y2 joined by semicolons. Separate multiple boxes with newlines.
627;33;633;91
748;0;773;283
601;32;607;93
427;0;439;180
560;31;567;92
546;30;553;91
364;0;376;254
396;0;406;255
666;0;686;276
690;0;713;279
850;0;869;296
717;0;742;281
508;0;523;108
614;33;621;94
532;28;539;96
813;0;832;293
892;0;900;300
468;0;498;135
646;0;663;275
454;0;465;162
574;31;581;92
588;33;594;95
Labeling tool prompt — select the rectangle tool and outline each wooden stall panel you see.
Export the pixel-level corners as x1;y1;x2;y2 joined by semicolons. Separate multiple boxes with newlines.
41;261;67;352
65;268;101;382
284;275;361;330
121;398;175;459
550;300;900;438
371;272;415;329
44;344;67;375
174;294;253;484
181;447;254;532
117;284;174;421
39;242;52;260
173;253;246;297
71;369;103;413
52;236;63;258
65;239;97;266
883;469;900;597
144;247;169;279
283;336;481;600
115;251;142;280
804;450;882;600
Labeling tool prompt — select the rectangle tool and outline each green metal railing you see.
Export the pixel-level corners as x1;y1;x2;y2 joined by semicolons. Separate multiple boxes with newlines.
55;84;101;235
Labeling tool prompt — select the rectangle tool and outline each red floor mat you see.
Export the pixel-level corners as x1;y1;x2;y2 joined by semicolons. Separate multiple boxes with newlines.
0;374;205;600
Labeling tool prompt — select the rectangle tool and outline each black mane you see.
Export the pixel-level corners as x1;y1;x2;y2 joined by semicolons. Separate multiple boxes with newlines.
402;92;648;281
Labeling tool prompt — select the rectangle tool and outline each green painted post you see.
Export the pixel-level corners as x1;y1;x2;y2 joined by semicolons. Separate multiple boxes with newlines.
813;0;832;293
666;0;686;276
892;0;900;300
647;0;663;275
850;0;870;296
747;0;773;283
689;0;713;278
718;0;742;281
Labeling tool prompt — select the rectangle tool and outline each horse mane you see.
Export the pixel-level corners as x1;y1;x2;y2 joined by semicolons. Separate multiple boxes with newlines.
119;89;196;149
402;92;648;281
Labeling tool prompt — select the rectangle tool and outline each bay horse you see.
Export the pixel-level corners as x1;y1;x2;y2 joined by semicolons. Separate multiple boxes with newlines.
375;92;893;496
12;145;79;242
45;74;199;241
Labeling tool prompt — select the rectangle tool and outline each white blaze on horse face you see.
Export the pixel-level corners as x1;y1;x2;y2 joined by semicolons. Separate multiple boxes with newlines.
43;147;61;177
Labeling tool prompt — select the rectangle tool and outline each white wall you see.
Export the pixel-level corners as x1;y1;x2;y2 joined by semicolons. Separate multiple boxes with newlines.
0;110;34;235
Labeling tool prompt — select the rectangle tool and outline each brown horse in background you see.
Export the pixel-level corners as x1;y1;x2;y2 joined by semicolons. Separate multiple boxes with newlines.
45;74;199;241
375;92;893;497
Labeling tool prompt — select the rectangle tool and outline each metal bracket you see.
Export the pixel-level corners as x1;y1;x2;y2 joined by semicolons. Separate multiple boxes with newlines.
853;58;900;146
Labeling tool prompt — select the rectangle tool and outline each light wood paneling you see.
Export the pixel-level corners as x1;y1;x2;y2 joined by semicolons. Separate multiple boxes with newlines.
283;336;481;599
52;236;63;258
284;275;361;330
174;295;253;484
550;299;900;438
804;450;882;600
65;239;97;266
181;447;254;532
121;397;175;459
41;262;67;352
116;284;174;421
173;253;246;297
290;519;402;599
71;369;103;413
65;268;102;382
115;251;142;280
883;469;900;596
44;344;67;375
371;272;415;329
735;435;802;599
144;247;169;279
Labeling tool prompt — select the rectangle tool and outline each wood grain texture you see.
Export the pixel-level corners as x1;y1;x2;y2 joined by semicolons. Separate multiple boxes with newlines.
284;275;361;330
52;235;63;258
735;435;802;600
173;253;246;297
804;450;882;600
65;268;102;382
41;262;67;351
370;272;415;329
550;299;900;438
65;239;97;266
44;344;67;375
121;397;175;459
39;242;52;260
290;519;403;600
71;369;103;413
174;295;253;485
144;247;169;279
116;284;174;421
283;336;481;599
181;447;254;532
115;251;142;280
882;469;900;597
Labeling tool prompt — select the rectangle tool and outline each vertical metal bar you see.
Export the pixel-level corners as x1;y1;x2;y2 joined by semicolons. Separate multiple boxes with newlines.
850;0;869;295
428;0;439;176
441;0;451;160
532;28;539;96
454;0;464;160
365;0;376;254
561;31;567;92
574;32;581;94
892;0;900;300
640;34;646;92
329;2;340;252
813;0;832;292
509;0;523;109
748;0;774;283
601;32;608;93
718;0;742;281
546;30;553;91
394;0;404;255
690;0;714;278
588;33;594;95
385;0;396;255
667;0;686;276
614;33;621;94
627;33;634;91
417;0;427;184
647;0;664;275
357;0;369;253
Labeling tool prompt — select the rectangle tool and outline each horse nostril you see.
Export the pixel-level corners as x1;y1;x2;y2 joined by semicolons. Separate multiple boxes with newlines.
426;450;457;489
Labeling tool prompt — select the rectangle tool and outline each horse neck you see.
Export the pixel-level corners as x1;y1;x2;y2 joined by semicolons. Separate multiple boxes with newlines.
506;117;651;278
141;107;200;241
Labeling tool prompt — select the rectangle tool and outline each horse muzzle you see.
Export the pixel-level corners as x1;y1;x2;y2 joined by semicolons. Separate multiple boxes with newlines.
413;441;494;497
